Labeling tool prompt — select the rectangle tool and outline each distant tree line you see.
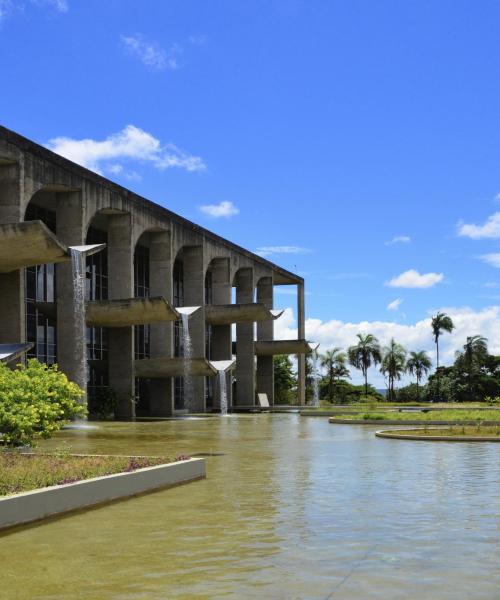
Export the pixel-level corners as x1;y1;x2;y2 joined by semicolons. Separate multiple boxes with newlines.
273;312;500;404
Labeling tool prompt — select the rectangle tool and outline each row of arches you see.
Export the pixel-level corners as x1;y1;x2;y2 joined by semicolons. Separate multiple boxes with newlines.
21;187;275;415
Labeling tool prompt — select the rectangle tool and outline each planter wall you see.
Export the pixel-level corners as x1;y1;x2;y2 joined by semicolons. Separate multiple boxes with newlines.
0;457;205;531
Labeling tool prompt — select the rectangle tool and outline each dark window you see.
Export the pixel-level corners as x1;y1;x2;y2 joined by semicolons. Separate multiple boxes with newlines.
86;227;108;402
25;204;57;365
134;244;151;409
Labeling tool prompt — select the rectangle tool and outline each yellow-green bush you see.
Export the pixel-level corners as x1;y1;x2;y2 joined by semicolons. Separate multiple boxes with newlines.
0;359;86;447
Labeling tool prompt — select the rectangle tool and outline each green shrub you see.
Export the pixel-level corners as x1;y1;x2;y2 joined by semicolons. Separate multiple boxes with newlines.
0;359;86;447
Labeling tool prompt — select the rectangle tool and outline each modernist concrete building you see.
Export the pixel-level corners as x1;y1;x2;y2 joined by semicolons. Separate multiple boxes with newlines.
0;125;309;417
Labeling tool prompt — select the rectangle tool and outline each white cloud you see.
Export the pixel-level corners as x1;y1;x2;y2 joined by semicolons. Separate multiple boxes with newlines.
189;34;207;46
274;305;500;386
46;125;205;176
1;0;67;21
385;235;411;245
387;269;444;289
494;193;500;202
387;298;403;311
458;212;500;239
480;253;500;268
484;281;499;288
200;201;239;218
121;34;179;70
256;246;312;258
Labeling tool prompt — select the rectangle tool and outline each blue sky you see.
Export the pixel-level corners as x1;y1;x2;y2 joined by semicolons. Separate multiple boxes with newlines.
2;0;500;382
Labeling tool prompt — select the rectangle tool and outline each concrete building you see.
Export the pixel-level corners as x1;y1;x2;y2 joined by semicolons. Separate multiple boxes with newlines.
0;125;309;417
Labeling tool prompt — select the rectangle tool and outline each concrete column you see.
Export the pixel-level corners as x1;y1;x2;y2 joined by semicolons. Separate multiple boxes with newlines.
256;276;274;405
235;268;255;406
297;282;306;406
210;258;232;410
108;213;135;419
56;192;85;388
149;231;173;416
0;163;24;345
183;245;205;413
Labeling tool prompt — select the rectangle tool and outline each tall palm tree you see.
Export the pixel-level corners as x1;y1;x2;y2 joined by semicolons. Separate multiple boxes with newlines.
431;312;455;370
380;339;407;401
320;348;349;402
406;350;432;399
458;335;488;399
348;333;382;397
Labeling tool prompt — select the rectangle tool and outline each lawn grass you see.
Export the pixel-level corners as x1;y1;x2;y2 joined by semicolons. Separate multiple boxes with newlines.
0;452;176;496
344;409;500;422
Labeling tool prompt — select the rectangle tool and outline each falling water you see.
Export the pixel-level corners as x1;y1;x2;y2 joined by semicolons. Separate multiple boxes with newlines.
311;351;320;408
219;370;228;416
69;248;88;400
181;312;194;412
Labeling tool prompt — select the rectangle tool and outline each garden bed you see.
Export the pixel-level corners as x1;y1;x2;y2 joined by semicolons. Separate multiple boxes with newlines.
375;426;500;442
0;454;206;530
0;452;174;496
328;409;500;425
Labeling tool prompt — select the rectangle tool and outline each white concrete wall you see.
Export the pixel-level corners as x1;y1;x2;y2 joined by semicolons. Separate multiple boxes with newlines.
0;457;205;530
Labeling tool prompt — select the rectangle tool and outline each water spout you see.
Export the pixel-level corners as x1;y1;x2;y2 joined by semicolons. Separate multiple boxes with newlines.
218;371;228;416
69;248;88;400
181;312;194;412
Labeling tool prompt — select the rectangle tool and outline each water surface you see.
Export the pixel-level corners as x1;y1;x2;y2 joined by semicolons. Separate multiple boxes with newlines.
1;415;499;599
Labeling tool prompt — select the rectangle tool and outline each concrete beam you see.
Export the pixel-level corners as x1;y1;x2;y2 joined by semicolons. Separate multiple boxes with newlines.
0;343;33;363
86;296;180;327
135;357;235;379
254;339;318;356
0;221;68;272
205;303;283;325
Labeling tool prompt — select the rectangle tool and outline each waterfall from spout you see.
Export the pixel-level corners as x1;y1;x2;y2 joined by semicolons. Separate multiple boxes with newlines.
69;248;87;400
311;351;320;408
181;312;194;412
218;370;228;416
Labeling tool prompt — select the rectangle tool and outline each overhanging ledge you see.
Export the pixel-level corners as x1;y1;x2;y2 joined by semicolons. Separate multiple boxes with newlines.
0;221;68;272
205;303;283;325
254;340;319;356
135;357;235;378
86;297;180;327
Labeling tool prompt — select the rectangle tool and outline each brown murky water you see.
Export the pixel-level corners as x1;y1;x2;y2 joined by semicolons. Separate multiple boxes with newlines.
1;414;499;599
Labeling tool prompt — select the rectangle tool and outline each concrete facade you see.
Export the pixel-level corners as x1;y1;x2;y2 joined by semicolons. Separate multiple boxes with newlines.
0;126;307;415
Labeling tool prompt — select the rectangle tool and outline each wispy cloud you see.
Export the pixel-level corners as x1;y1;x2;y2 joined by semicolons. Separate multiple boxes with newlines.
1;0;67;22
188;34;207;46
480;253;500;268
46;125;206;176
200;201;239;218
32;0;68;11
255;246;312;258
387;298;403;311
458;212;500;239
484;281;499;288
385;235;411;246
121;34;180;71
387;269;444;289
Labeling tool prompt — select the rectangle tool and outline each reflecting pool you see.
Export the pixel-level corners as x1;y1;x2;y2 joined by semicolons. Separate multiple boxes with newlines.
1;415;499;599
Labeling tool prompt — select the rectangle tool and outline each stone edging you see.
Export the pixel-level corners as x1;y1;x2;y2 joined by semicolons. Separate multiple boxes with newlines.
375;429;500;442
328;418;500;425
0;457;205;531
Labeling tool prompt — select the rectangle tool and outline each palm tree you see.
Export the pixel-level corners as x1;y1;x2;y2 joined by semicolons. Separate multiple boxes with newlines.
348;333;382;397
380;339;407;401
406;350;432;399
431;312;455;370
457;335;488;399
431;312;454;401
320;348;349;402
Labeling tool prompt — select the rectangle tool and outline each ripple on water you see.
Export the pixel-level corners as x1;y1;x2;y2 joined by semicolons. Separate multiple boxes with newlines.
0;416;499;600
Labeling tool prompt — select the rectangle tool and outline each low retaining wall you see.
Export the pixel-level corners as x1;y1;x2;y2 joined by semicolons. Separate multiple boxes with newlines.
375;429;500;442
0;457;205;531
328;418;500;425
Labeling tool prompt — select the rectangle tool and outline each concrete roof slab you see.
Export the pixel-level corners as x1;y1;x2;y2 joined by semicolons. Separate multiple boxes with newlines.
205;303;283;325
